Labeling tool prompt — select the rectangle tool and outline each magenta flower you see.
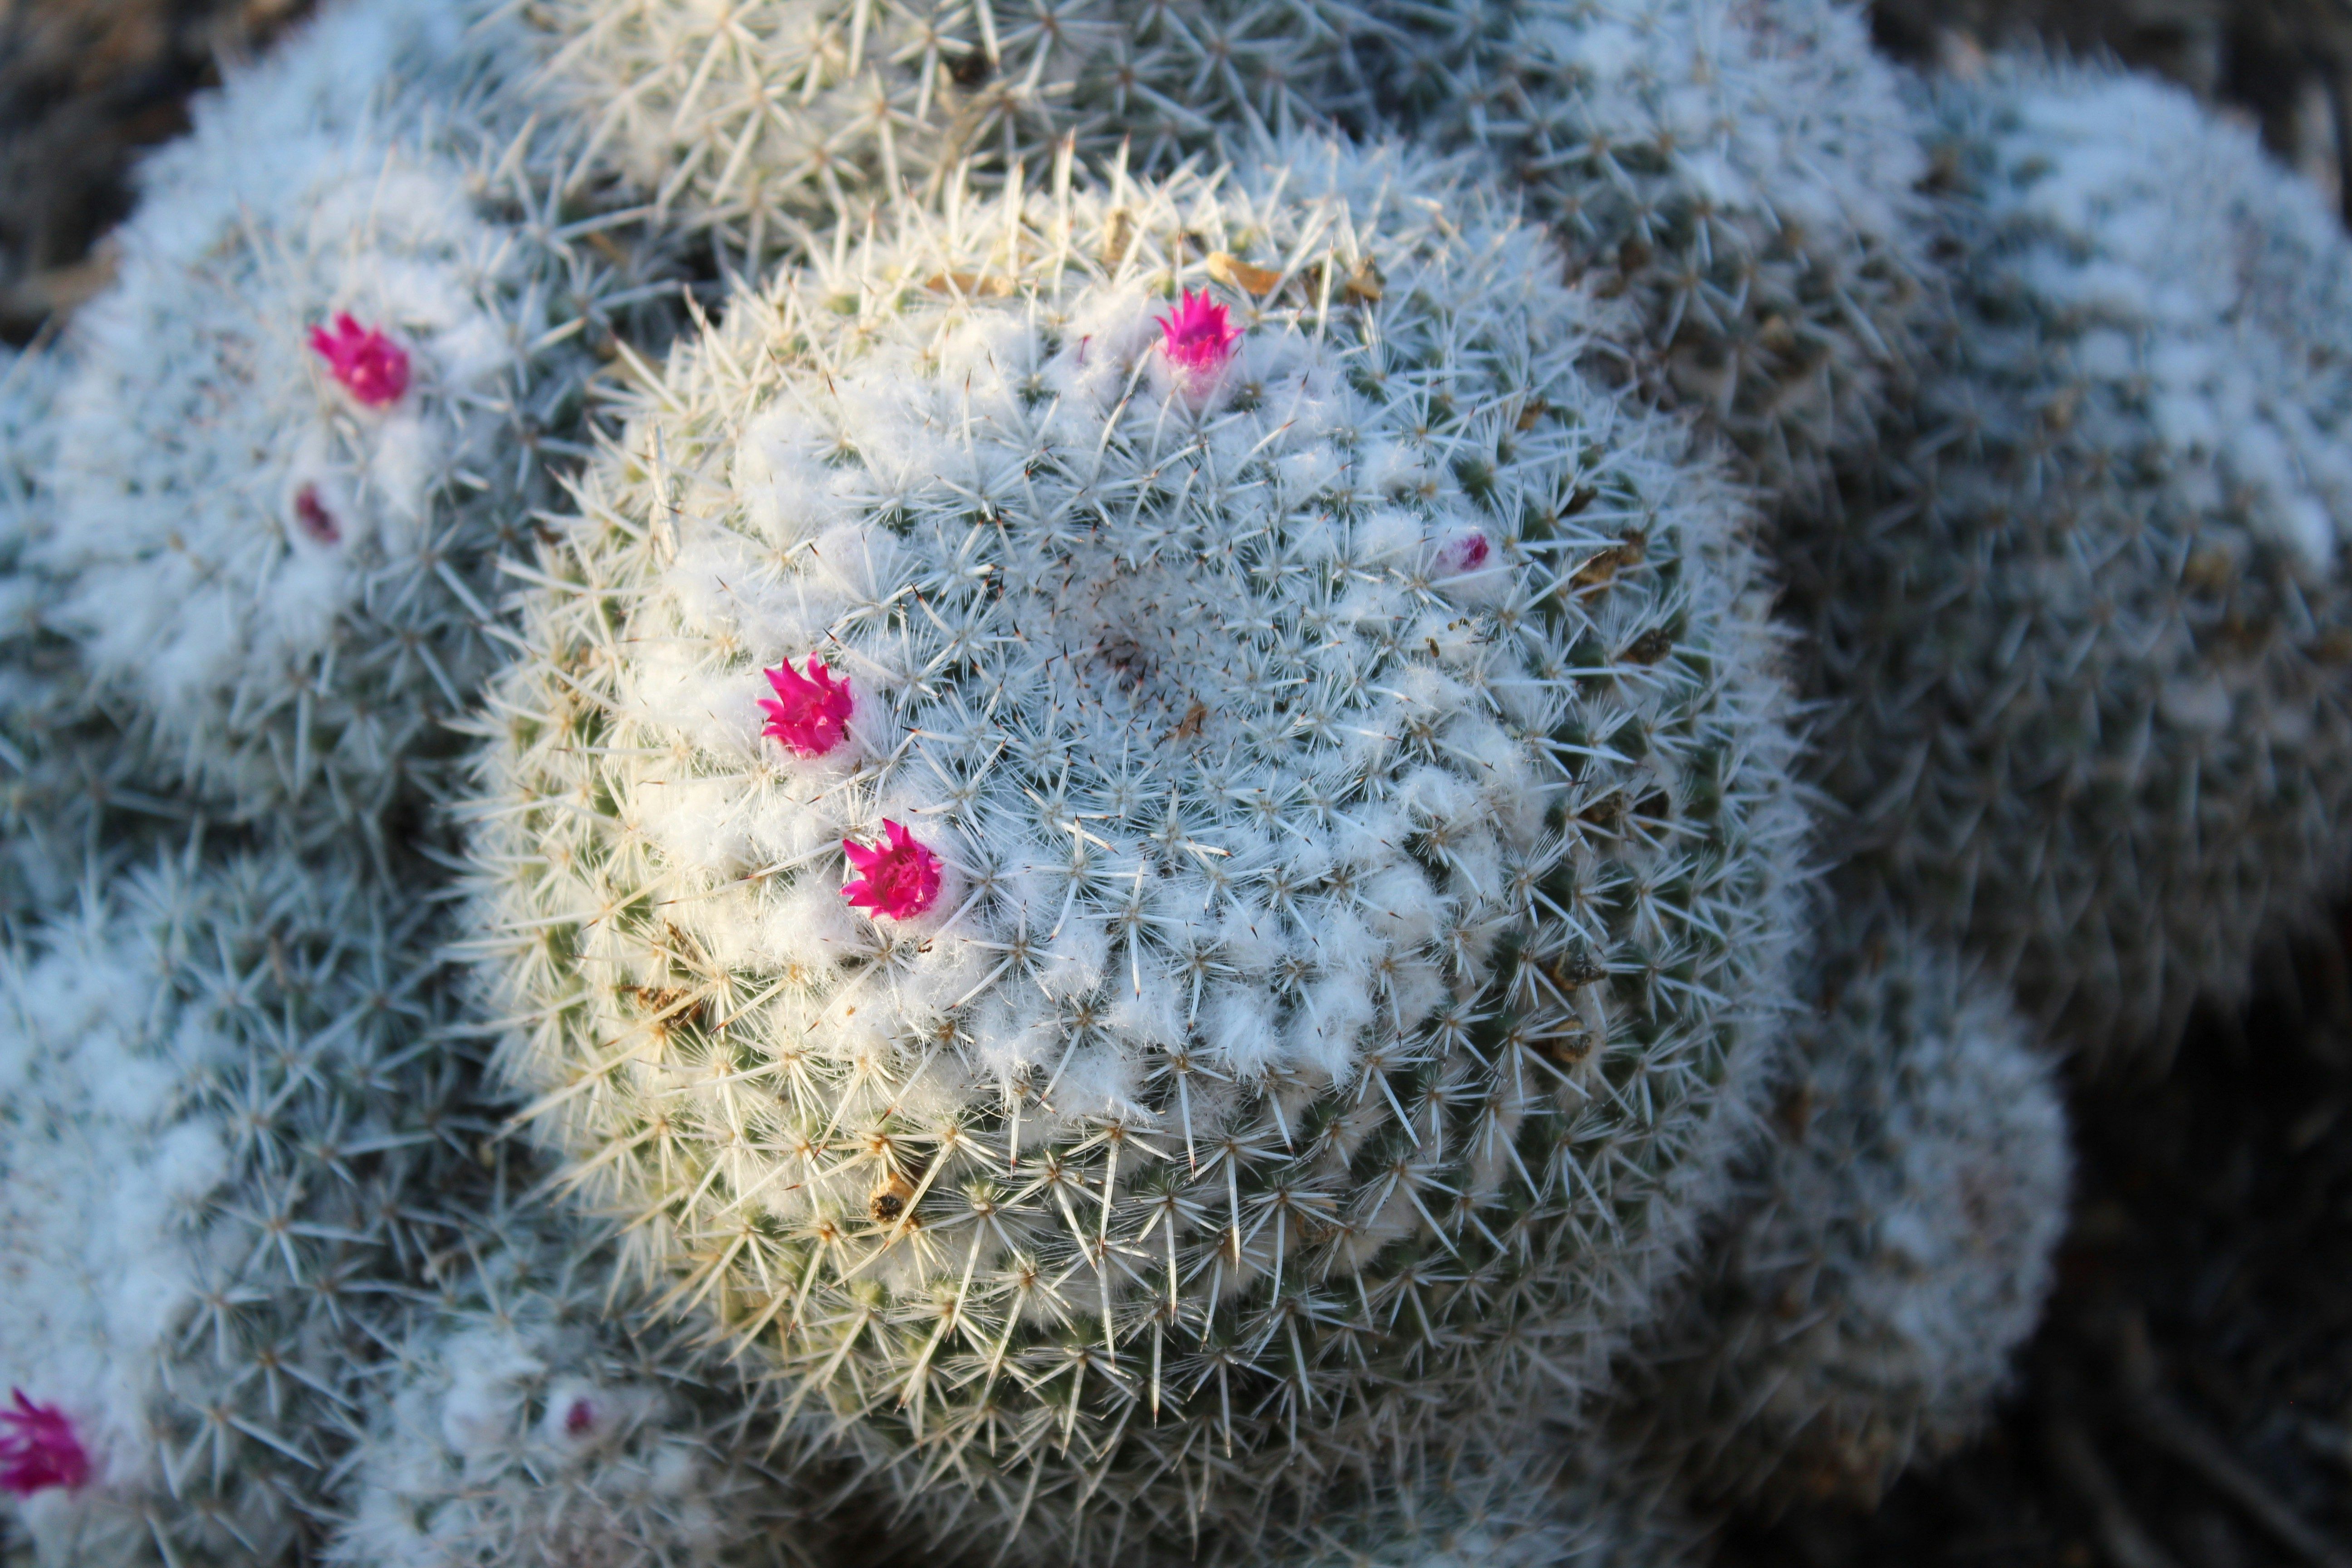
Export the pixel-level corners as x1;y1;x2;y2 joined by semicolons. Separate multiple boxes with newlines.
842;821;942;921
1;1391;90;1496
308;313;411;407
1156;289;1240;379
562;1397;598;1437
759;656;855;758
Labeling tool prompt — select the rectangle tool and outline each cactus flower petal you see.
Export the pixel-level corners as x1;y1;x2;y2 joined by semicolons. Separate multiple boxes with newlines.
0;1391;90;1495
1156;289;1240;378
759;656;855;757
842;820;941;921
308;313;411;407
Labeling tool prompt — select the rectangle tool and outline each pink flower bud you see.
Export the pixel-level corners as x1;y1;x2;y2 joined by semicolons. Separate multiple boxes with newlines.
0;1391;90;1496
293;482;340;545
308;313;411;407
1437;531;1492;574
759;656;855;758
842;820;942;921
1156;289;1240;381
563;1398;598;1437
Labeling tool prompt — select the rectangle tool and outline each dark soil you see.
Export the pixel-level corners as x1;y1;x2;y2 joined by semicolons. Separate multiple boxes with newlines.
0;0;309;340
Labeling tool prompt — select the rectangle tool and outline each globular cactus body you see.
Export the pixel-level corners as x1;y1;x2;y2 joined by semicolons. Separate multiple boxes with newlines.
0;850;473;1564
1614;913;2069;1511
505;0;1387;270
1789;60;2352;1058
29;0;672;836
1358;0;1931;495
463;138;1806;1560
331;1212;830;1568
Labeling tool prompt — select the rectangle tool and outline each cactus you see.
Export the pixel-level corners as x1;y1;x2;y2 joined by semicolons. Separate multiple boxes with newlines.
1284;1443;1703;1568
0;347;113;918
28;0;674;841
500;0;1393;271
461;136;1807;1560
330;1206;838;1568
0;847;476;1563
1354;0;1931;497
1784;59;2352;1058
1610;910;2069;1513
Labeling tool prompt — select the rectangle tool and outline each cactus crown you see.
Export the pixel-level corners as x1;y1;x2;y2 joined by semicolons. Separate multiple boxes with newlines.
465;137;1804;1558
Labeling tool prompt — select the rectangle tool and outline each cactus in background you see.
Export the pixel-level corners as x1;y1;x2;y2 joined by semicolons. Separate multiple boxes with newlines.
1611;911;2068;1513
0;847;477;1563
1354;0;1930;497
1283;1443;1703;1568
461;136;1807;1560
501;0;1391;273
28;0;674;843
331;1207;838;1568
1786;59;2352;1059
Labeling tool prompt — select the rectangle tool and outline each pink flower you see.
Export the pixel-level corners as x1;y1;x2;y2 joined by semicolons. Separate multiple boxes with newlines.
308;313;411;407
563;1398;598;1437
759;656;854;758
842;821;942;921
1156;289;1240;379
1;1392;90;1496
1437;531;1491;574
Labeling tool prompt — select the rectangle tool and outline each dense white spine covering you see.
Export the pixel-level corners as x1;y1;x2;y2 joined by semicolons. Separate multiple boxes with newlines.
461;137;1806;1560
1613;913;2069;1511
1355;0;1931;495
0;848;475;1565
500;0;1387;270
331;1217;829;1568
1787;60;2352;1058
29;0;673;838
0;346;102;917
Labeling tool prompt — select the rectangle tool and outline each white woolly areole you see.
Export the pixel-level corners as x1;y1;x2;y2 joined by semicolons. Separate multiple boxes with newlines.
467;140;1805;1556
